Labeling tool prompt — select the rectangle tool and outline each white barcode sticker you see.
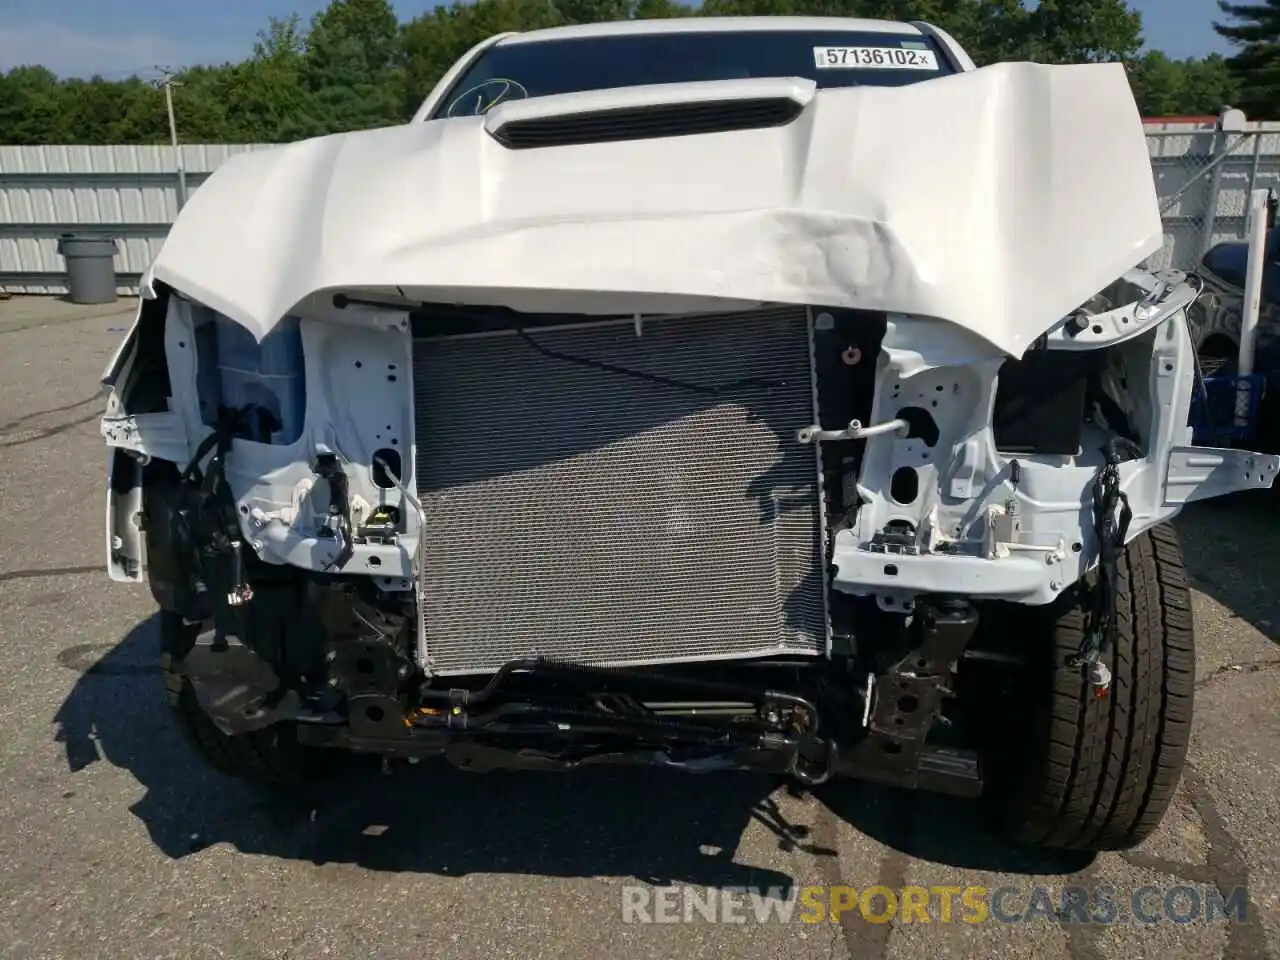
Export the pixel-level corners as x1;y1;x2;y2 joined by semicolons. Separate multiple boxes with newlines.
812;46;940;70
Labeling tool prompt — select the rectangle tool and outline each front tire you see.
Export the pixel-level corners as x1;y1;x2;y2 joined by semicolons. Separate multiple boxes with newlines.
159;612;328;786
999;524;1195;851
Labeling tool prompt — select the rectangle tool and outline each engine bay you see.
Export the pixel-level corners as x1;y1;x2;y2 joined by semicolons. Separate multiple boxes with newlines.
98;270;1280;791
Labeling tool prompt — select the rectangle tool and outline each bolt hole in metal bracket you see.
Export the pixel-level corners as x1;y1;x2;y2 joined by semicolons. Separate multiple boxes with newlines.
796;418;910;444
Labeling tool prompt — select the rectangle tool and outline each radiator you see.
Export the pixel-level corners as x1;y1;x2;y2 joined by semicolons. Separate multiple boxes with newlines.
411;306;828;676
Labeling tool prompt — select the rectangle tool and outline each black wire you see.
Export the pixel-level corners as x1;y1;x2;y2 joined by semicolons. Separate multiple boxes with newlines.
336;291;789;398
181;404;252;486
1073;440;1136;666
514;327;787;398
313;454;355;571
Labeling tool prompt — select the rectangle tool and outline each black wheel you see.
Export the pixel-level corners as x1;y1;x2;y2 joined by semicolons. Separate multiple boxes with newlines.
159;613;332;786
996;524;1195;852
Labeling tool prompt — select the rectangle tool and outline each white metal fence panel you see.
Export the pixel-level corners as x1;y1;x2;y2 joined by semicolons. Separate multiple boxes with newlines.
0;143;275;294
4;122;1280;296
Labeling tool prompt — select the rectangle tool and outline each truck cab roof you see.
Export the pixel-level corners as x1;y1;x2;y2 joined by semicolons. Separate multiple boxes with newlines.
496;16;933;46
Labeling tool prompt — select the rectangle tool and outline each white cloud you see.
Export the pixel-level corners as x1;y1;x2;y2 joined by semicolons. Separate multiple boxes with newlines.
0;21;244;78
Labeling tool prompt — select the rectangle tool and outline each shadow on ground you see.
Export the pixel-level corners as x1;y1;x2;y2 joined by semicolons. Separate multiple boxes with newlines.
1176;488;1280;647
53;615;1091;885
59;487;1279;885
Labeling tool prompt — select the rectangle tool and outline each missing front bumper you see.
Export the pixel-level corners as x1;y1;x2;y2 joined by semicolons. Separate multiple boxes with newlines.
293;717;984;797
168;592;986;799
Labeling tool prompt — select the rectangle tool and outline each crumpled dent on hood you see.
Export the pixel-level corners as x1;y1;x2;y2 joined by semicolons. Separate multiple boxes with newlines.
147;60;1163;357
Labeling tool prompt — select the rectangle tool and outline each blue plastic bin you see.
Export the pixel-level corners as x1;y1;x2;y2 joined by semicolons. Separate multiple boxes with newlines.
1189;372;1266;445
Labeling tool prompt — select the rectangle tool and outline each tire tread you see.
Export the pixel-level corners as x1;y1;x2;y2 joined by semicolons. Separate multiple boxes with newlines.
166;666;320;787
1004;523;1195;851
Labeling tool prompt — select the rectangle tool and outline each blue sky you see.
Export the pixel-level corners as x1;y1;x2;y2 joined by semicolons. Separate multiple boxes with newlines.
0;0;1236;78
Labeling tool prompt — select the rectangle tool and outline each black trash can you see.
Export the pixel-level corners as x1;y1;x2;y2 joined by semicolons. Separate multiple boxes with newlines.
57;233;118;304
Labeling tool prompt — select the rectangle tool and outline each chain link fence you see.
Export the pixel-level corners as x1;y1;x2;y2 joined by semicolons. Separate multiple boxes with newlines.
1145;115;1280;273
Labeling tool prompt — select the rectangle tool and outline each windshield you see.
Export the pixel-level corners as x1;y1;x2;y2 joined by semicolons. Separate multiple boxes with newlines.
431;29;956;119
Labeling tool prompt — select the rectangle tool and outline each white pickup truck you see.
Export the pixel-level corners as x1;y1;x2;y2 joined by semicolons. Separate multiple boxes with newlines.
101;15;1279;853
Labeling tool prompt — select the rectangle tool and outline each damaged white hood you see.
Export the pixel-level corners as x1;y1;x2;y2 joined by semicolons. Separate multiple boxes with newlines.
149;60;1162;357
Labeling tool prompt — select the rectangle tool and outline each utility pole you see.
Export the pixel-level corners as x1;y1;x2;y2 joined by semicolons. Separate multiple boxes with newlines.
154;67;188;211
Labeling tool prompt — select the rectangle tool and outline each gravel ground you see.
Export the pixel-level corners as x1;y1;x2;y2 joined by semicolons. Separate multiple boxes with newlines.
1;296;1278;960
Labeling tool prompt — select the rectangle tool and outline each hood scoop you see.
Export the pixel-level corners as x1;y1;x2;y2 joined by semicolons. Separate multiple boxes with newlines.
483;77;815;150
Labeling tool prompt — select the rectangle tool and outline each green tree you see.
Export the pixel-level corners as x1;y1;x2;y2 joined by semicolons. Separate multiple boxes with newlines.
301;0;405;135
163;66;237;142
1129;50;1188;116
217;15;317;141
1215;0;1280;117
1020;0;1143;62
962;0;1035;63
1181;53;1243;113
697;0;850;15
1129;51;1239;116
633;0;692;17
0;67;65;144
105;78;178;143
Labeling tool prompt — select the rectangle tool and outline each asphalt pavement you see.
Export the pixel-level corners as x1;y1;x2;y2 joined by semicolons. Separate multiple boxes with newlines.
1;295;1278;960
